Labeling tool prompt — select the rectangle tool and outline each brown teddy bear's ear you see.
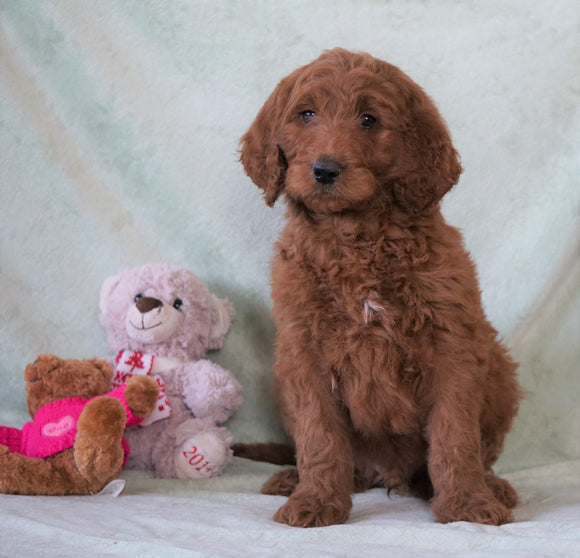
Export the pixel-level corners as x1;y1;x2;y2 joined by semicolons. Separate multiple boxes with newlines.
239;75;295;207
207;295;234;350
391;74;462;214
24;354;63;417
24;354;62;383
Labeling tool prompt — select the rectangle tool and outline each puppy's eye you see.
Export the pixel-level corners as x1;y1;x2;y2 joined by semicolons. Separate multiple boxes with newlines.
361;114;377;129
173;298;184;310
134;293;143;302
300;110;316;124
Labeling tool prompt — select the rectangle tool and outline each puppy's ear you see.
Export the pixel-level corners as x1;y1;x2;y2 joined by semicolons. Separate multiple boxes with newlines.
239;77;292;206
393;82;462;214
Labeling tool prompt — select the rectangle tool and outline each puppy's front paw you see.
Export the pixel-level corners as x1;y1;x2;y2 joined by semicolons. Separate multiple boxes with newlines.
432;491;512;526
485;473;518;509
273;492;351;528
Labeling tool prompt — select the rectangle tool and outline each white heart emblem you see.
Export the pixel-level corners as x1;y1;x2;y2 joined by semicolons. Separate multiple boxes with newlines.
41;415;75;437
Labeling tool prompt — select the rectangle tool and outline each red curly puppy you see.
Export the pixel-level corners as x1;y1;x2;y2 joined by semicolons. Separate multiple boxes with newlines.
239;48;520;527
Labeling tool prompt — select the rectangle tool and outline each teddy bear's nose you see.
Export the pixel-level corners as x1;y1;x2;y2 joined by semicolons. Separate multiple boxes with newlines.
135;296;163;314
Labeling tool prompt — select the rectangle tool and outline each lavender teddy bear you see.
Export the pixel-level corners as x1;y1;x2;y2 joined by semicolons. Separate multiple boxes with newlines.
99;263;243;479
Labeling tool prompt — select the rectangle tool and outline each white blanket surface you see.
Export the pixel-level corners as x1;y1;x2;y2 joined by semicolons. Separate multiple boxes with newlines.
2;459;580;557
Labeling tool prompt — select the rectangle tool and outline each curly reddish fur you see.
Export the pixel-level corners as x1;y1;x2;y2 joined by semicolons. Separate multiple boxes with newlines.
240;48;520;527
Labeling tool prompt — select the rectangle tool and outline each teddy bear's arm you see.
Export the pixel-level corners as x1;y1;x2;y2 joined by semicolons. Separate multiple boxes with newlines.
93;376;158;428
179;360;243;424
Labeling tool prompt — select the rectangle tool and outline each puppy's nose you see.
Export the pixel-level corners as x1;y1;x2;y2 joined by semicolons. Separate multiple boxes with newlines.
312;155;342;185
136;296;163;314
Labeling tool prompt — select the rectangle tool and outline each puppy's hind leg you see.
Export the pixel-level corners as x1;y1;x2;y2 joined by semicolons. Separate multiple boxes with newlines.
233;441;299;496
262;468;299;497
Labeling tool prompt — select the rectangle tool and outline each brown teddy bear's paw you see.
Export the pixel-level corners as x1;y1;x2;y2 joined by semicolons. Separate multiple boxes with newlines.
124;375;159;417
262;469;299;497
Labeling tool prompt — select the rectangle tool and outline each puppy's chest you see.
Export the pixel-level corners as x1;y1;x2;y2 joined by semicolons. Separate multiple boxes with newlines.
300;246;412;333
322;287;424;436
281;239;425;433
277;228;436;336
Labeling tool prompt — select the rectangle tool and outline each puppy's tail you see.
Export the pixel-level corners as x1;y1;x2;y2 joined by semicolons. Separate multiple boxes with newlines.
233;442;296;466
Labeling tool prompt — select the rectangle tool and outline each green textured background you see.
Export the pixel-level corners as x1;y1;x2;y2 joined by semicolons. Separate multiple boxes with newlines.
1;0;578;473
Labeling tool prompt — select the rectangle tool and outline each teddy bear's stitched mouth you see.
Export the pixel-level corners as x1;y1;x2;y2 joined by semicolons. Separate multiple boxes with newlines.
129;320;163;331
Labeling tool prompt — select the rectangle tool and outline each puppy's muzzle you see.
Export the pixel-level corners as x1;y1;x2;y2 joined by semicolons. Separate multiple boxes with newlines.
312;155;342;186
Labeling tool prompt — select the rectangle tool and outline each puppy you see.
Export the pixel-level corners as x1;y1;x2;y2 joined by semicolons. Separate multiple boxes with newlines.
239;48;520;527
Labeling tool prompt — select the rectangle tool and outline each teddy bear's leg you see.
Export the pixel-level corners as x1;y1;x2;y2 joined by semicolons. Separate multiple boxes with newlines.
173;419;234;479
74;396;126;493
0;444;92;495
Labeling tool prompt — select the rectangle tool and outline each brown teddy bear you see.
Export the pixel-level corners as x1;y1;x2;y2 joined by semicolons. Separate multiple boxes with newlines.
0;354;158;495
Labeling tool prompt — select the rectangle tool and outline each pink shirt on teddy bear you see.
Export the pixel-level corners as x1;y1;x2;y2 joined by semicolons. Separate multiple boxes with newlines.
0;384;141;462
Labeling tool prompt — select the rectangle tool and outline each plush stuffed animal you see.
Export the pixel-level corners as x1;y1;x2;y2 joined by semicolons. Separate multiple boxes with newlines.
99;263;243;479
0;354;158;495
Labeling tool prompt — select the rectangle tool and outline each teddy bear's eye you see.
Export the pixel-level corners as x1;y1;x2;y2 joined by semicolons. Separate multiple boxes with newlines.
134;293;143;302
173;298;184;310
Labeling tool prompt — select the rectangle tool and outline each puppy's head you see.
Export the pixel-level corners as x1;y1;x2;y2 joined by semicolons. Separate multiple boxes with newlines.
240;48;461;215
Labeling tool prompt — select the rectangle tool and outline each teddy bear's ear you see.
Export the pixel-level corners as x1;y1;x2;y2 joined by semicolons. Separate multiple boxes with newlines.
99;273;122;316
207;294;234;350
